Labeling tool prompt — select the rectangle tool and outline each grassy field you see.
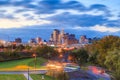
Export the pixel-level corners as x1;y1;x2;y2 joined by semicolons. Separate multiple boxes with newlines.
30;74;53;80
0;74;27;80
0;57;47;70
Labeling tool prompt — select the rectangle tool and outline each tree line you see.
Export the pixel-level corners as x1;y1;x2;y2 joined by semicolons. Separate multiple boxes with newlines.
0;45;58;61
70;35;120;80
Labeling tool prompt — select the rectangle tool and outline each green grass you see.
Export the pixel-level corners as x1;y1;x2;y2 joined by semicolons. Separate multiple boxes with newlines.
0;57;47;69
30;74;53;80
0;74;27;80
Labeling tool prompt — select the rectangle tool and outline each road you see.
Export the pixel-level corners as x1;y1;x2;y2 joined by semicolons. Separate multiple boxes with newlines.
0;70;47;74
0;70;47;80
0;66;111;80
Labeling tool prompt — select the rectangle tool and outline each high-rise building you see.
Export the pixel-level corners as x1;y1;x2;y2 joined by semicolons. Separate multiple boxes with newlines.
59;29;65;44
0;40;6;45
28;38;36;43
51;29;60;45
36;37;42;44
64;33;78;45
50;29;78;46
15;38;22;43
79;35;89;44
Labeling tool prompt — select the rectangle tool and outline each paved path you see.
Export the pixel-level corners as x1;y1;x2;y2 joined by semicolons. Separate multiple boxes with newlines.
0;70;47;80
0;70;47;74
23;73;33;80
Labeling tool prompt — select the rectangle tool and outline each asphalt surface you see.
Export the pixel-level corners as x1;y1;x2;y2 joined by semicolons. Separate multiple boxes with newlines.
0;70;47;74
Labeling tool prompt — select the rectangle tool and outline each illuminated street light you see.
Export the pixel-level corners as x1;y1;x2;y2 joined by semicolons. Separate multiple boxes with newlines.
59;54;63;58
32;53;37;70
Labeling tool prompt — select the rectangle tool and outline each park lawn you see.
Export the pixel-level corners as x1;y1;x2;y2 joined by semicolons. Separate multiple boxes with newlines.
30;74;53;80
0;57;47;70
0;74;27;80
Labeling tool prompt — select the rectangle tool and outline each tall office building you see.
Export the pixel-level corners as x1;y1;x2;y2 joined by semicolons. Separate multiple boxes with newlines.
15;38;22;43
36;37;42;44
28;38;36;43
50;29;60;45
59;29;65;44
64;33;78;45
79;35;89;44
50;29;78;45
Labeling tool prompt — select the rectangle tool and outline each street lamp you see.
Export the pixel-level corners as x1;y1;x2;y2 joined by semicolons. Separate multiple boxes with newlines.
28;68;29;80
32;53;37;70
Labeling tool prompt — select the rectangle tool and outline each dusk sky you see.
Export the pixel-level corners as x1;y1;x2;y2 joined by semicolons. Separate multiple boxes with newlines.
0;0;120;41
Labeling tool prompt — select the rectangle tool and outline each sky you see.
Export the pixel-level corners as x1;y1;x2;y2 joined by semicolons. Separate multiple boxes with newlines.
0;0;120;35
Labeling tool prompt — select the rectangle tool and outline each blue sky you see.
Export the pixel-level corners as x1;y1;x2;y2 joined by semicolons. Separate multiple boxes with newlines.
0;0;120;33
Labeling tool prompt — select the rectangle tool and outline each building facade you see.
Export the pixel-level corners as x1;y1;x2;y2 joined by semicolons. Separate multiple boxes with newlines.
50;29;78;46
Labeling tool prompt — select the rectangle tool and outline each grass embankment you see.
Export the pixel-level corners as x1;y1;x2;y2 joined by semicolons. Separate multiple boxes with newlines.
0;74;27;80
0;57;47;71
30;74;53;80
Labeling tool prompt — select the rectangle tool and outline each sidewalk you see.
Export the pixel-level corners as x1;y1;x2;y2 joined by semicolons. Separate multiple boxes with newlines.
23;73;33;80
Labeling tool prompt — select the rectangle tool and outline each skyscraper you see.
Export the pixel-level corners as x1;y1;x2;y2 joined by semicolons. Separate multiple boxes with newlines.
79;35;89;44
36;37;42;44
50;29;78;46
52;29;60;45
59;29;65;44
15;38;22;43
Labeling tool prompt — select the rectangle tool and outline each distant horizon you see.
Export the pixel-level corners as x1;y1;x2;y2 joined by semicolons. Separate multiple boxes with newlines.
0;28;119;43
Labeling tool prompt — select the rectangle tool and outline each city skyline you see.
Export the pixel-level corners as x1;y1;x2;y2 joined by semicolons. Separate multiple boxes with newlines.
0;28;104;43
0;29;94;42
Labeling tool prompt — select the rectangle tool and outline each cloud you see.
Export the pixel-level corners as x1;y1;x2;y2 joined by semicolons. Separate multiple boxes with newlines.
89;4;108;11
0;18;51;29
55;9;105;16
0;0;112;16
0;0;119;30
90;25;120;32
46;13;108;27
73;25;120;33
0;0;10;5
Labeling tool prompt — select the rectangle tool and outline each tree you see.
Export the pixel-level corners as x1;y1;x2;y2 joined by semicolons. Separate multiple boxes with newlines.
86;35;120;66
35;45;58;59
85;35;120;79
104;49;120;80
15;44;25;52
88;50;98;64
70;48;89;65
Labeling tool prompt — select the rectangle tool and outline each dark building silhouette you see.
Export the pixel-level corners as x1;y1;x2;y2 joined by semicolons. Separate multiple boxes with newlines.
15;38;22;43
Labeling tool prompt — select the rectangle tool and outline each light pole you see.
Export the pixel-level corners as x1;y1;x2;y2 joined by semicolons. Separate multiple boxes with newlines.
28;68;29;80
32;53;37;70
